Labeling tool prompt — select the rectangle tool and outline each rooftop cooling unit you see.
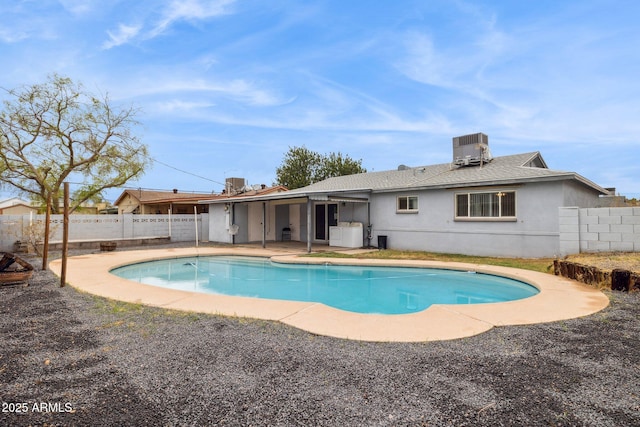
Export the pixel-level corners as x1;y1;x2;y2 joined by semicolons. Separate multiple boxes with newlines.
225;177;246;194
452;133;492;167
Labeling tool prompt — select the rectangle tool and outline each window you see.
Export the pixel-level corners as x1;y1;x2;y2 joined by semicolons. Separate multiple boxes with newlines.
455;191;516;220
397;196;418;213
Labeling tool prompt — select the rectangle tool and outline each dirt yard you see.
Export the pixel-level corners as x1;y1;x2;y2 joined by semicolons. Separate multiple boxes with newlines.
565;252;640;273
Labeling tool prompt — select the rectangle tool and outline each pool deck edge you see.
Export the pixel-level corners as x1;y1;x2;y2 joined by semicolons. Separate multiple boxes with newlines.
48;247;610;342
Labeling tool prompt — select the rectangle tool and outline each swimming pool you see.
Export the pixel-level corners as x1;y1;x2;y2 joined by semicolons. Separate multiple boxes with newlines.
111;256;539;314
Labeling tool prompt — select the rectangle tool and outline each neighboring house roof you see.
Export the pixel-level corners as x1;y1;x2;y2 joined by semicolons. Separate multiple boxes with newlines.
117;185;289;207
0;197;35;209
201;152;608;204
0;198;39;214
114;189;217;206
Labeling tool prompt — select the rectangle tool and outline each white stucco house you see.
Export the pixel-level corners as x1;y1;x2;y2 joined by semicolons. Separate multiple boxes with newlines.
202;133;610;257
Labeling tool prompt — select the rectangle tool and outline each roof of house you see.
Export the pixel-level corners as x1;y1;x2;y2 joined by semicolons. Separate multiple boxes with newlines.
292;152;607;194
201;152;608;204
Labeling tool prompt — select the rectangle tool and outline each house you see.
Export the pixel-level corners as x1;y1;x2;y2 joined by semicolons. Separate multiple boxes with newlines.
114;189;215;214
202;133;610;258
0;197;39;215
114;182;288;216
0;196;105;215
72;201;116;215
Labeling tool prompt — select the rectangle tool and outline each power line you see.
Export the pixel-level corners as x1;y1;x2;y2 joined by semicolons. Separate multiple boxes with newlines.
1;157;228;202
151;157;227;187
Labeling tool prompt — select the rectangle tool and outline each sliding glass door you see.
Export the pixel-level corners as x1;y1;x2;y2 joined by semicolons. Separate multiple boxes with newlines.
314;203;338;241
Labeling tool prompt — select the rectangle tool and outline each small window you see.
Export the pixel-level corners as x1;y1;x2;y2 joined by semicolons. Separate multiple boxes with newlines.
397;196;418;213
455;191;516;220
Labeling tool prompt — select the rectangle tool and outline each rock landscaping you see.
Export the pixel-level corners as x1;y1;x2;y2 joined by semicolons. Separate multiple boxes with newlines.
1;248;639;426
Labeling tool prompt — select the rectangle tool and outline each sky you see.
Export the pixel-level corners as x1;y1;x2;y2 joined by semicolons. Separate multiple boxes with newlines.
1;0;639;204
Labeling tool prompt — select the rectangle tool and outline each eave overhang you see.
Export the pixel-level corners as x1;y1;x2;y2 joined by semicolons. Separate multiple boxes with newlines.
199;189;371;205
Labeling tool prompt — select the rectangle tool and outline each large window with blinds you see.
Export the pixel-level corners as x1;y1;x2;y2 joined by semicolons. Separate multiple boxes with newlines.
455;191;516;220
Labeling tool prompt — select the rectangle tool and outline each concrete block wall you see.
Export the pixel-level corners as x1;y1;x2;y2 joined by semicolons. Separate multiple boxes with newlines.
559;207;640;255
558;207;580;256
580;207;639;252
0;215;26;252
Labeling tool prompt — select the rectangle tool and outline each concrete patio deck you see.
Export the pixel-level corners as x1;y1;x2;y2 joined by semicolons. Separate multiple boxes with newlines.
48;245;610;342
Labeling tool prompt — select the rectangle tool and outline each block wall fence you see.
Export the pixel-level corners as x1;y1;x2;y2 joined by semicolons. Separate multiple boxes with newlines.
0;214;208;252
559;207;640;256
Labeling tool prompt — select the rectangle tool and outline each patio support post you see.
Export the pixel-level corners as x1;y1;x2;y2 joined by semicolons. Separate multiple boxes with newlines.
194;206;199;247
262;202;266;248
306;198;312;253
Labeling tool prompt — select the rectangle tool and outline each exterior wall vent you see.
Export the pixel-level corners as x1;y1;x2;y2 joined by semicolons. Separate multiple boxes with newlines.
452;133;492;167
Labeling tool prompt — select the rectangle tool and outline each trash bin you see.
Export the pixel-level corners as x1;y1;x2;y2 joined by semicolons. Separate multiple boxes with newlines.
377;235;387;250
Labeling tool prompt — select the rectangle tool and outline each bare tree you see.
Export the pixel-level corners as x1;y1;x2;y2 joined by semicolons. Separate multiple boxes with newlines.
0;74;150;213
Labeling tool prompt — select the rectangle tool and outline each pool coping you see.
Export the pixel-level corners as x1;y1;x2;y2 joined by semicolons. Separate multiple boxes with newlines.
48;247;610;342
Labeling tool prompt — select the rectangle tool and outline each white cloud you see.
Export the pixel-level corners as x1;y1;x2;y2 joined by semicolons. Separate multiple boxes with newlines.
103;23;142;49
57;0;94;16
106;72;293;113
150;0;236;37
391;3;640;150
154;99;216;113
291;74;454;133
396;32;447;88
223;79;289;107
102;0;236;48
0;28;29;43
0;1;59;43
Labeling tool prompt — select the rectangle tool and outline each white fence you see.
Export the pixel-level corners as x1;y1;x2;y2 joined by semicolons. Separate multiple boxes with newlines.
0;213;209;252
559;207;640;255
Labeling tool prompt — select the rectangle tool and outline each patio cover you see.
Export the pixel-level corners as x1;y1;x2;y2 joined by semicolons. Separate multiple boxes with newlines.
199;190;371;252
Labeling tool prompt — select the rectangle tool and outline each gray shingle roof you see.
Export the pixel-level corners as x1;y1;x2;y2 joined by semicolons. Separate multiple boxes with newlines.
292;152;606;194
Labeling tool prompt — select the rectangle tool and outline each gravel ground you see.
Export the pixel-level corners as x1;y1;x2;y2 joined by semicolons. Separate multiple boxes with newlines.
1;250;639;426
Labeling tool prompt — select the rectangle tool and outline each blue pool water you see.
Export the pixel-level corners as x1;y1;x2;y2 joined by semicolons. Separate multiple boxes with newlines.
110;256;539;314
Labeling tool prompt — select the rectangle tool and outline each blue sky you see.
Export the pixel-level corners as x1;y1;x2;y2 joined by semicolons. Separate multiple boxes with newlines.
1;0;639;203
